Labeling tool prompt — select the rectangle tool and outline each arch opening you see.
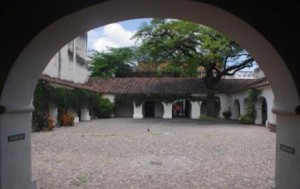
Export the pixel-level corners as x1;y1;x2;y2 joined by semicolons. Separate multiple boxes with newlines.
232;99;241;120
0;1;299;189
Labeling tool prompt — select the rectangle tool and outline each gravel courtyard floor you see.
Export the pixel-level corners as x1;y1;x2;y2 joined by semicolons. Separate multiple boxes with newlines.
32;118;276;189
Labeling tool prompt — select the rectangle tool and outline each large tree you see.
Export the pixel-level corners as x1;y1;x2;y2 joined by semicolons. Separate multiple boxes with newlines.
90;47;136;78
132;19;255;116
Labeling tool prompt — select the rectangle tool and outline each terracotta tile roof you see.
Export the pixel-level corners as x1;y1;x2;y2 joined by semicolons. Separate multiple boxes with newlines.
40;75;96;92
85;77;208;94
41;74;269;94
216;77;269;93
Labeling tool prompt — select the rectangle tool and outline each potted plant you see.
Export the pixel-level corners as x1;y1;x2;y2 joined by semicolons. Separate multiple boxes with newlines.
47;116;55;130
222;109;232;119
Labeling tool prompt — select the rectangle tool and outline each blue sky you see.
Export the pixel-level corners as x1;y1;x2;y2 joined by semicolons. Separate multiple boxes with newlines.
87;18;151;51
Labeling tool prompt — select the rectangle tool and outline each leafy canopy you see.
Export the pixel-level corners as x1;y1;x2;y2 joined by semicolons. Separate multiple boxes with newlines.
90;47;136;78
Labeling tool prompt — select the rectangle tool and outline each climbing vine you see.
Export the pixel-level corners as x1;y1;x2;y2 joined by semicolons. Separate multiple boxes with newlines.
32;80;101;131
240;87;261;124
114;93;205;106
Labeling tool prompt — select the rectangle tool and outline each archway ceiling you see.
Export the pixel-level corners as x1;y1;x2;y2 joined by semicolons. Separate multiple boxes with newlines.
0;0;299;95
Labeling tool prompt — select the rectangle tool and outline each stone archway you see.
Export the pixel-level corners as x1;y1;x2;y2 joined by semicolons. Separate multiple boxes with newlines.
0;0;299;188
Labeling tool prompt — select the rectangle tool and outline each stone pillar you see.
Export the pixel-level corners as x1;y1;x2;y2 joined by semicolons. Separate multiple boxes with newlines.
80;107;91;121
191;101;201;119
48;103;58;125
217;94;230;118
162;102;172;119
275;112;300;189
69;109;79;123
132;102;143;119
255;107;262;124
0;105;36;189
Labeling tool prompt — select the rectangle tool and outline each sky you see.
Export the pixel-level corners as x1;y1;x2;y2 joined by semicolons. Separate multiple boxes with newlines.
87;18;151;52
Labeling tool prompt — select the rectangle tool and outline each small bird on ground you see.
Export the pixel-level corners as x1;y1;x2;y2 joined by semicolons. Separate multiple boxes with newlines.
147;128;150;132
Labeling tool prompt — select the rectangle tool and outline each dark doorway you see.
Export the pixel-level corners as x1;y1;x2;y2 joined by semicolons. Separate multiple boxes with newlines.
173;99;191;118
262;98;268;125
144;101;155;117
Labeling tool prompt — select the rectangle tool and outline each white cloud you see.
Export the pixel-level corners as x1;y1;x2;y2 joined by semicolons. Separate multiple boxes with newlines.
88;23;136;52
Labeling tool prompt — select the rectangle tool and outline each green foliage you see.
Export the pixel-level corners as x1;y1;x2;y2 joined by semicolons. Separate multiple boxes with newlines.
132;19;255;117
239;115;254;124
132;19;254;79
199;115;213;121
222;109;232;119
114;93;204;106
32;80;101;131
32;80;56;131
95;98;115;118
240;88;261;124
90;47;136;78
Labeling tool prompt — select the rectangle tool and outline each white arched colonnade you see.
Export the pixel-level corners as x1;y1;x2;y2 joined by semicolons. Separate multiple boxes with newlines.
0;0;299;188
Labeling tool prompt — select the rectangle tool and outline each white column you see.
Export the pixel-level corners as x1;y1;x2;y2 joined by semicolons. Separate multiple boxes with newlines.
275;113;300;188
162;102;172;119
191;101;201;119
217;94;230;118
48;103;58;125
255;107;262;124
132;102;143;119
80;107;90;121
0;105;36;189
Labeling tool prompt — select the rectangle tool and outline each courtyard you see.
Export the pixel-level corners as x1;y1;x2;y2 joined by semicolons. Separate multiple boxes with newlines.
32;118;275;189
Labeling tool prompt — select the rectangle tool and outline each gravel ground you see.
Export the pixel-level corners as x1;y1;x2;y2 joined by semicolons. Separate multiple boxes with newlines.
32;118;276;189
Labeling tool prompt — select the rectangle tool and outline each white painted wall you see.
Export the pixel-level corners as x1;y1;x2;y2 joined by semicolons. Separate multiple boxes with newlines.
101;94;115;103
154;101;164;118
217;94;230;118
43;34;89;84
228;85;276;126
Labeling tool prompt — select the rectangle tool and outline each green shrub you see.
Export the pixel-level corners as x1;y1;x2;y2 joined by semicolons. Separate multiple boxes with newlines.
199;115;213;121
222;109;232;119
240;114;254;124
32;111;48;131
95;98;115;118
239;88;261;125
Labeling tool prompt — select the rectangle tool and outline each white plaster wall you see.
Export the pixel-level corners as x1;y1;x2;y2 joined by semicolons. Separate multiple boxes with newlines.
216;94;230;118
101;94;115;103
228;85;276;125
42;34;89;84
229;91;249;116
257;85;276;125
154;101;164;118
43;53;60;78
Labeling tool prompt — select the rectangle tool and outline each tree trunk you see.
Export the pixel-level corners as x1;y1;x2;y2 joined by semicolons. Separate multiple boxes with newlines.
206;90;215;117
